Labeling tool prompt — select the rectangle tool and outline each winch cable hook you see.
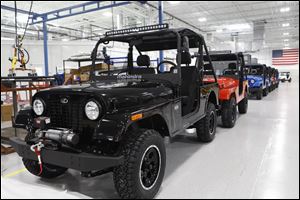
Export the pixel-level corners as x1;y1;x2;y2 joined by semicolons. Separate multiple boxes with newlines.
30;142;44;176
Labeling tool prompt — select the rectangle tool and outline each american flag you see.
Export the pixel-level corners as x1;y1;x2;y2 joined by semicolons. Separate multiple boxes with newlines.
272;48;299;65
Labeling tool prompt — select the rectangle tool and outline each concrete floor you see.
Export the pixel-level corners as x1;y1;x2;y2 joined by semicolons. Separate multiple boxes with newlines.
1;79;299;199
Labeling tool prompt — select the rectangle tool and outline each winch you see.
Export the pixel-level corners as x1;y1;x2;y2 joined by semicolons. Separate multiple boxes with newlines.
37;129;79;146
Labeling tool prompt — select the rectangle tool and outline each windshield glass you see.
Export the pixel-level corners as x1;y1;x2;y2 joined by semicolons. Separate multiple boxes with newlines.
203;54;239;76
280;72;290;76
210;60;238;76
88;27;208;86
95;41;159;76
248;65;263;75
94;41;179;77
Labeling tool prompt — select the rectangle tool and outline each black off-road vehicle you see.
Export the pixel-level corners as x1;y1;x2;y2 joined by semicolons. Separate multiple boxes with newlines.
10;24;219;199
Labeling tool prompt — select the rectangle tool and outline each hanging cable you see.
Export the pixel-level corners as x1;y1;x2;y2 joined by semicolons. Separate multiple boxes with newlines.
14;1;18;46
110;1;115;48
21;1;33;41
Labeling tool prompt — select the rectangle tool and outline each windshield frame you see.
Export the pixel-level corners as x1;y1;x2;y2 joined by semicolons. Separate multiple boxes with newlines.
89;27;218;86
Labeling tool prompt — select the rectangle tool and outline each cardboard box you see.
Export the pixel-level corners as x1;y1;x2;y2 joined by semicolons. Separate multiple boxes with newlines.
1;104;13;122
80;73;90;82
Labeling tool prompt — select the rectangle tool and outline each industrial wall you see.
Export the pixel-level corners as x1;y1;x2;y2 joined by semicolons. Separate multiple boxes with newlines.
1;39;298;80
1;39;160;76
1;40;97;76
251;47;299;81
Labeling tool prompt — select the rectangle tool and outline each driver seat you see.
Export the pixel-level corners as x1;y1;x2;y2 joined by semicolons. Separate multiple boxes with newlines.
130;55;155;75
224;62;238;75
203;63;214;75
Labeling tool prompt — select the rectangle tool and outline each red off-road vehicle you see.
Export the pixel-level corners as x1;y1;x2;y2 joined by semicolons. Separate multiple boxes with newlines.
203;53;248;128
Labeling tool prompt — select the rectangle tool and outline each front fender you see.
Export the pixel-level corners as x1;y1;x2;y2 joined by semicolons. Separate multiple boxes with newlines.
219;87;236;100
93;112;129;142
253;81;263;88
93;101;173;142
13;106;33;129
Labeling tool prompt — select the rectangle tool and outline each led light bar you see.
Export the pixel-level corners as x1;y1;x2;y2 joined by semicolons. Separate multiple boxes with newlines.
105;23;169;37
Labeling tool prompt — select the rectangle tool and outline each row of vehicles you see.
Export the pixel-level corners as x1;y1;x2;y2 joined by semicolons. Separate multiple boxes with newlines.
245;64;280;100
9;24;277;199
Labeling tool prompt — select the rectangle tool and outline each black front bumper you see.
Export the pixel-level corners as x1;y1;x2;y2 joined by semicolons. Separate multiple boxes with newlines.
10;137;124;171
249;87;262;94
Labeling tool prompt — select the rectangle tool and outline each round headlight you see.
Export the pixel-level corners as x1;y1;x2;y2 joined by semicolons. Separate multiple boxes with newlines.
85;101;100;120
250;79;255;84
33;99;45;116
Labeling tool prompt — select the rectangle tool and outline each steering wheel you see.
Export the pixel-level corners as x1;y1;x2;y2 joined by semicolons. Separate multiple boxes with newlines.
223;68;237;75
157;60;177;74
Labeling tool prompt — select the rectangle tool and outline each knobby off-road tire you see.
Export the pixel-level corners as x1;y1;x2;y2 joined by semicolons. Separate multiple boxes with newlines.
194;102;217;142
113;129;166;199
263;88;268;96
22;158;68;179
238;95;248;114
256;90;263;100
221;97;237;128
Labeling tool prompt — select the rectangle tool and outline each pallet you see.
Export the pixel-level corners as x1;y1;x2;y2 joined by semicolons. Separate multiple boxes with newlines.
1;145;15;155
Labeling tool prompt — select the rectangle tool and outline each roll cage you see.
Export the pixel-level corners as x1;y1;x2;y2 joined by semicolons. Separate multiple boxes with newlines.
89;24;217;88
203;52;246;94
203;52;246;78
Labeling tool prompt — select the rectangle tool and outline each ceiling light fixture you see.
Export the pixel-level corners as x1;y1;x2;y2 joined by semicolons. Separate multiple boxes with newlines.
17;14;30;23
216;29;223;33
282;23;290;27
283;39;289;42
1;37;14;41
198;17;207;22
227;23;251;30
280;7;290;12
167;1;181;5
283;32;289;36
102;12;112;17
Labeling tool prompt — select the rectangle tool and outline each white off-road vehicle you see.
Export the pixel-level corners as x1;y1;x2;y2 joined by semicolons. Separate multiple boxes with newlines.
279;71;292;82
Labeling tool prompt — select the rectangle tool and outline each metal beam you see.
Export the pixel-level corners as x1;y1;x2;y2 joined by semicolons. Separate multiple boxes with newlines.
158;1;164;72
145;2;206;33
42;16;49;76
31;1;131;25
1;4;37;15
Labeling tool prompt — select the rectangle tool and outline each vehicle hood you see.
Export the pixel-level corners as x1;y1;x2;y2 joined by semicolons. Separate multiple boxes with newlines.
203;76;238;89
247;75;263;87
246;75;263;82
216;77;238;89
35;81;174;112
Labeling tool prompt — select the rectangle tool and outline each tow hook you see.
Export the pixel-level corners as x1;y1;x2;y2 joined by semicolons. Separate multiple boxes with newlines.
30;142;45;175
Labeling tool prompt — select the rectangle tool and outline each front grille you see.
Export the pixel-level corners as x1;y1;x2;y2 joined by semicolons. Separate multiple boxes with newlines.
47;95;84;133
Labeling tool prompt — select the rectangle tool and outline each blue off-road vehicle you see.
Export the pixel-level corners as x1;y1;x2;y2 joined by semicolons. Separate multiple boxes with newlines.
245;64;270;100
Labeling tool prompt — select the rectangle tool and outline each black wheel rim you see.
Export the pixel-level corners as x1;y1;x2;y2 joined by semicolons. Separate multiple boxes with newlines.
209;111;215;134
140;145;161;190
